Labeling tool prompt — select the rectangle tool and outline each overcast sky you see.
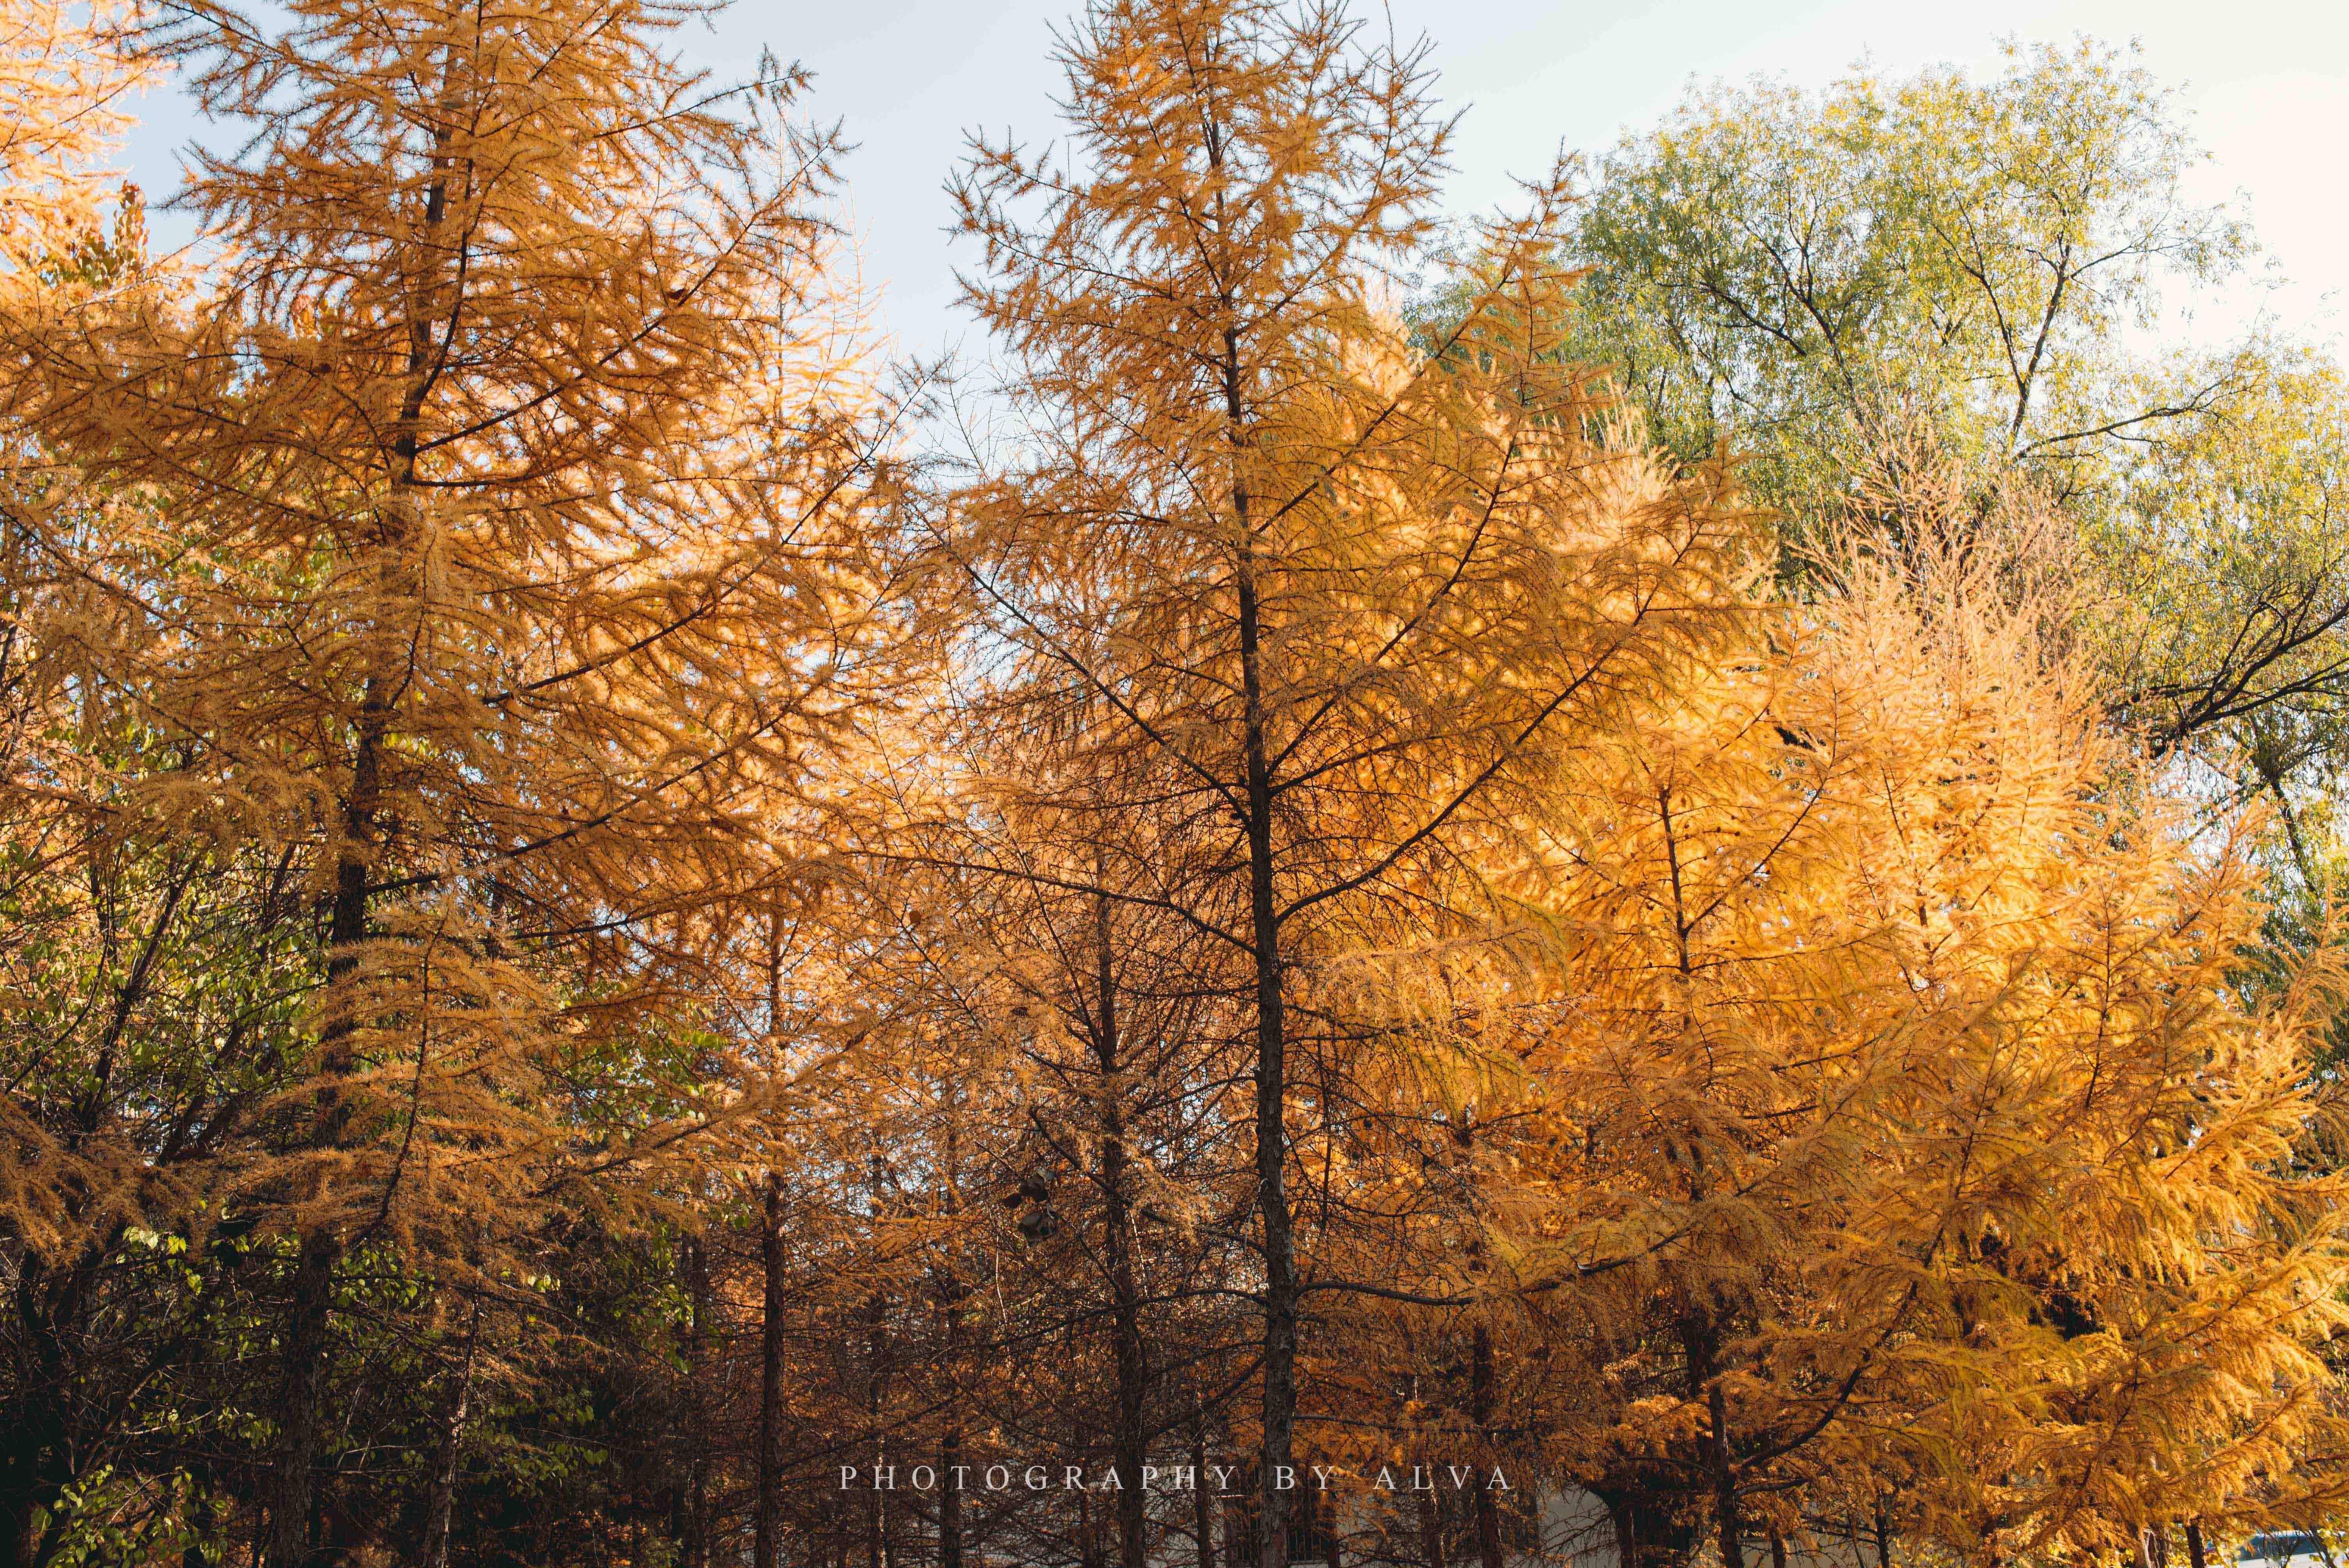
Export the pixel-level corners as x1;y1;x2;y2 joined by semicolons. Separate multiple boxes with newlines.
114;0;2349;365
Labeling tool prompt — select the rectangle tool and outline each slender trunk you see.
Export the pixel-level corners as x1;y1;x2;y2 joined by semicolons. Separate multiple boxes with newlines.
866;1260;887;1568
271;90;461;1564
1417;1488;1445;1568
1769;1533;1787;1568
1870;1501;1889;1568
2187;1523;2209;1568
1606;1496;1636;1568
866;1449;882;1568
265;775;378;1568
1470;1329;1502;1568
683;1239;714;1568
1095;898;1150;1568
266;89;464;1554
1677;1315;1739;1568
1212;162;1292;1562
1192;1421;1217;1568
1238;535;1293;1568
266;1229;340;1568
937;1118;963;1568
269;419;402;1568
1712;1382;1744;1568
417;1299;482;1568
937;1422;962;1568
758;919;791;1568
759;1174;788;1568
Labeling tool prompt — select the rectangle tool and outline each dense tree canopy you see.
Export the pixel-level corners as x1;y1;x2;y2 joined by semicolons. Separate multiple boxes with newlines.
2;2;2345;1567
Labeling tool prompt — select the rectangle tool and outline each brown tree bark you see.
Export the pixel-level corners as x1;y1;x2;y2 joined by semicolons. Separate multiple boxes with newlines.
937;1420;962;1568
1214;167;1295;1564
758;1172;788;1568
865;1197;889;1568
1239;532;1296;1568
267;1227;341;1568
1712;1381;1745;1568
1607;1495;1637;1568
1082;1490;1104;1568
1096;896;1151;1568
1417;1488;1446;1568
269;142;424;1543
1676;1315;1741;1568
417;1298;482;1568
937;1118;964;1568
1470;1328;1504;1568
683;1238;713;1568
1192;1420;1218;1568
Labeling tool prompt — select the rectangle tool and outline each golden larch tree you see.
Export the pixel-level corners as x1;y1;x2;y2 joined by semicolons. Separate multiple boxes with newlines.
1487;538;2349;1566
0;0;899;1558
943;0;1750;1557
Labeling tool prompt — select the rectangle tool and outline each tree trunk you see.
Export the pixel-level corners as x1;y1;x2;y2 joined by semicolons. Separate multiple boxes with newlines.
1238;543;1294;1568
1096;898;1150;1568
1606;1495;1636;1568
266;1230;340;1568
2188;1524;2210;1568
684;1239;715;1568
1417;1488;1445;1568
1081;1490;1103;1568
867;1267;887;1568
269;664;389;1568
759;1173;788;1568
937;1125;963;1568
937;1421;962;1568
417;1299;481;1568
1675;1314;1740;1568
1470;1327;1503;1568
1712;1381;1744;1568
1192;1421;1217;1568
269;117;461;1563
1220;233;1294;1568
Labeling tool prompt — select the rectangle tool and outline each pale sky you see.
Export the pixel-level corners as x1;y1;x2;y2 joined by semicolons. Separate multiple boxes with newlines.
115;0;2349;365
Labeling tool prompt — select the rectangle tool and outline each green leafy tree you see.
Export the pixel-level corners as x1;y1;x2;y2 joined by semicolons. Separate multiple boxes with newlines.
1554;38;2349;905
